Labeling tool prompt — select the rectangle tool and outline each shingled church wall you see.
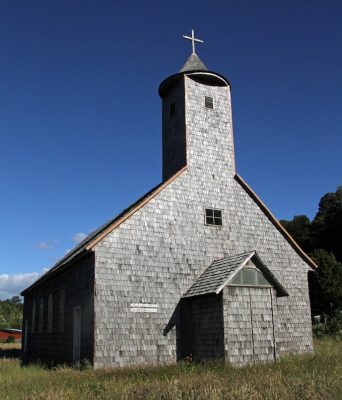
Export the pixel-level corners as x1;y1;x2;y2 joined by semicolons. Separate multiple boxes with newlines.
22;254;95;364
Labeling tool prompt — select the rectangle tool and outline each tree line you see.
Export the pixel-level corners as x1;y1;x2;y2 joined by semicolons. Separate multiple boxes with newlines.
280;186;342;323
0;296;23;330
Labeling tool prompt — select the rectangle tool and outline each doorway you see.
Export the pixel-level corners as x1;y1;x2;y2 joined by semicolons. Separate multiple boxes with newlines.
224;286;276;365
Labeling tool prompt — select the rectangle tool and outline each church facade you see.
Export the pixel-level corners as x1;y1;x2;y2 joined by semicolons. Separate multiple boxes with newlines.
22;48;316;368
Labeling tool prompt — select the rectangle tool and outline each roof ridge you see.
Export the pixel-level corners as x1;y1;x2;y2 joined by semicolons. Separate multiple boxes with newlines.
211;251;255;263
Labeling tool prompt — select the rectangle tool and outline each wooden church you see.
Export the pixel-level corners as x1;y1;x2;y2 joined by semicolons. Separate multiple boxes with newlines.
22;32;316;368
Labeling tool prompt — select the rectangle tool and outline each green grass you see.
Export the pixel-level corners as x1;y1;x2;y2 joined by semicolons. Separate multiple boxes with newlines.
1;339;342;400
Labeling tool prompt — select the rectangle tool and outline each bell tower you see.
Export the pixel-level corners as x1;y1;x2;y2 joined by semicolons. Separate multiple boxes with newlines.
159;31;235;181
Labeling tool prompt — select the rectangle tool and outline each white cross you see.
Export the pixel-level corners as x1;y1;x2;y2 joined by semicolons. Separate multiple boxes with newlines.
182;29;204;54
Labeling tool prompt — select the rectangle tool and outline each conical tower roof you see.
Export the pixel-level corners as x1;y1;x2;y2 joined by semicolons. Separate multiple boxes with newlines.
179;53;208;72
159;51;230;98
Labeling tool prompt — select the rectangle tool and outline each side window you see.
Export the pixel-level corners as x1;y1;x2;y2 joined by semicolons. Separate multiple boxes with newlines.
59;290;65;332
39;298;44;333
31;301;36;333
47;294;53;333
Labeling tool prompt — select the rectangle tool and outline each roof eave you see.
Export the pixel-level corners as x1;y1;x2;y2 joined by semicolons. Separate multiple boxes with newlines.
86;166;188;250
158;70;230;98
215;251;255;294
22;166;188;296
21;249;92;296
251;252;289;297
234;174;318;270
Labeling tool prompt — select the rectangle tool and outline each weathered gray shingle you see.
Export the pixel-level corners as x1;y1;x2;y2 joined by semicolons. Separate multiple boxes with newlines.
179;53;208;72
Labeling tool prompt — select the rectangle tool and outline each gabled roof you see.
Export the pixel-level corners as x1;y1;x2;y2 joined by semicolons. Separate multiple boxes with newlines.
179;53;208;72
182;251;288;299
234;174;318;270
21;166;188;295
22;168;317;295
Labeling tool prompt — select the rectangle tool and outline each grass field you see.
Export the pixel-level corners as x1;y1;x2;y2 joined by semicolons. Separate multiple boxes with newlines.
1;339;342;400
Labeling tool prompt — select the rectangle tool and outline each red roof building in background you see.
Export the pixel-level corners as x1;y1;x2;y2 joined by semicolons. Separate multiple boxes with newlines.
0;328;22;341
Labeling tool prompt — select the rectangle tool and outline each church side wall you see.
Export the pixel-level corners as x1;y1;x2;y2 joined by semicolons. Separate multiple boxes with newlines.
22;254;94;365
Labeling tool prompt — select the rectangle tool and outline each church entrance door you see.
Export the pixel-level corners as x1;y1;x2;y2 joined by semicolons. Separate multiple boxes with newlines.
225;286;276;365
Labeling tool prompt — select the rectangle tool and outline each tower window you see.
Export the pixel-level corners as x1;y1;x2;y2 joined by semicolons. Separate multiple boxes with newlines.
170;102;175;116
205;96;213;109
205;208;222;226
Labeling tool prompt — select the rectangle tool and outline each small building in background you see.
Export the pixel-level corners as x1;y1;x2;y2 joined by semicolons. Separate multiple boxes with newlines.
0;328;22;341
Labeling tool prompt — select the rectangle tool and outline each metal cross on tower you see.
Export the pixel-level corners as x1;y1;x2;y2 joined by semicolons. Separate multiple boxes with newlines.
182;29;204;54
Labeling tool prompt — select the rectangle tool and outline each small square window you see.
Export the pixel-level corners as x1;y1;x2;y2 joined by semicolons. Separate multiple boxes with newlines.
170;103;175;116
205;96;213;109
205;208;222;226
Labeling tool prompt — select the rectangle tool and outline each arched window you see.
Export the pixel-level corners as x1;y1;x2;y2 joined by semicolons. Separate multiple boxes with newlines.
59;289;65;332
47;294;53;333
31;301;36;333
39;299;44;333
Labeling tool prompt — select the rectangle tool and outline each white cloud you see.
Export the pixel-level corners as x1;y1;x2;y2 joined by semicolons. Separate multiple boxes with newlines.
0;269;47;300
0;290;18;300
72;232;87;244
35;239;59;250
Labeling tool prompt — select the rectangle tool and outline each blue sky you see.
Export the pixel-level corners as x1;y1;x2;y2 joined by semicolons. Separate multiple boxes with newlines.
0;0;341;299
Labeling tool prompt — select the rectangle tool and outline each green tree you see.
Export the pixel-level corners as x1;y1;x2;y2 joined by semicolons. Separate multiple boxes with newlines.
312;187;342;262
309;249;342;316
280;186;342;319
0;296;23;329
280;215;313;252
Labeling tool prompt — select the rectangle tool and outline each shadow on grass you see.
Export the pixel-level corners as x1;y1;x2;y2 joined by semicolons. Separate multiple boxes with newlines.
0;347;21;360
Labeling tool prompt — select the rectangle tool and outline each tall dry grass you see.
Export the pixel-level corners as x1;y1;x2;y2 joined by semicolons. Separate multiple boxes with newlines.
1;339;342;400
